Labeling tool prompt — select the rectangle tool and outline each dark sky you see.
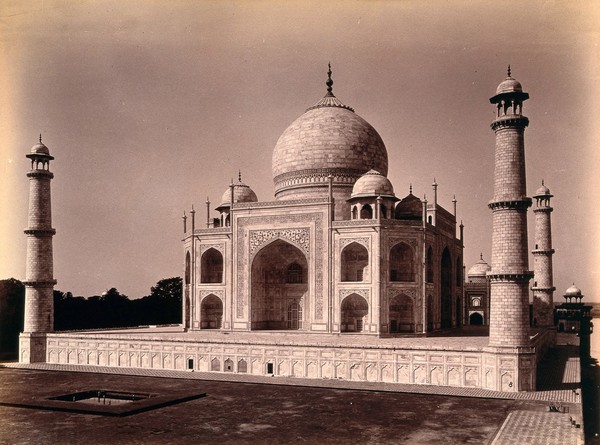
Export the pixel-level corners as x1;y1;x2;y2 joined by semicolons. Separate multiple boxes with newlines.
1;0;598;301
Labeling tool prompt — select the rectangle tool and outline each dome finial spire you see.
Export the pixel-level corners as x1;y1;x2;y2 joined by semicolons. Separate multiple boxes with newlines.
39;133;42;144
238;170;242;182
409;183;413;194
480;252;484;261
507;64;511;77
326;62;333;96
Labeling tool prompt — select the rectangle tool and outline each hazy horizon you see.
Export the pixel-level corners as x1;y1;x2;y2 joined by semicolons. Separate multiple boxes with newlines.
1;1;598;301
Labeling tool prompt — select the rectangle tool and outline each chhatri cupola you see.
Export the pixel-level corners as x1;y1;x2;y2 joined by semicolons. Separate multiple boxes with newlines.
348;169;398;220
215;172;258;227
272;64;388;219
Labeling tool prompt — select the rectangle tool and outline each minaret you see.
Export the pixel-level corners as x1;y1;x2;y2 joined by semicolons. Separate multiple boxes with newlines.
20;136;57;363
532;181;555;327
485;68;535;391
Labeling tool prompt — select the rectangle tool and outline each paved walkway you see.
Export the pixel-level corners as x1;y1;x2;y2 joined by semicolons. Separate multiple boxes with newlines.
491;410;584;445
1;338;585;445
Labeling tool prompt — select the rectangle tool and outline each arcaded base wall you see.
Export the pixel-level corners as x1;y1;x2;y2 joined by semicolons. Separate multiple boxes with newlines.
41;331;553;392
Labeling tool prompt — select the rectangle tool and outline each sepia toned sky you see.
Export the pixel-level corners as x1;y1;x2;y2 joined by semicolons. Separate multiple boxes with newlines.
1;0;599;301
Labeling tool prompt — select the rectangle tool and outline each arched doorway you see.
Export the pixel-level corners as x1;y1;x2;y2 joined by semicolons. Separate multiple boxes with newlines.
251;240;308;330
341;242;369;282
469;312;483;326
440;247;453;329
389;294;413;333
201;294;223;329
201;248;223;283
341;294;368;333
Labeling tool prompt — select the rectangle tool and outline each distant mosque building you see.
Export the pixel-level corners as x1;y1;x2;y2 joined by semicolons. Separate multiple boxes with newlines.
464;254;491;326
21;66;558;392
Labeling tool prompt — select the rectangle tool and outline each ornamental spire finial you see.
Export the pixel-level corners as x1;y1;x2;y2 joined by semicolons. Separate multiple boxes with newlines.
507;64;511;77
238;170;242;182
39;134;42;144
480;252;484;261
326;62;333;96
409;184;413;194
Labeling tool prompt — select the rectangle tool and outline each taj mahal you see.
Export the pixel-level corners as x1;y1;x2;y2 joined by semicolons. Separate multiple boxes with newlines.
19;66;558;392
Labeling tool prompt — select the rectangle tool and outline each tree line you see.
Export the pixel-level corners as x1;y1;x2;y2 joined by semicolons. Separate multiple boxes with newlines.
0;277;182;359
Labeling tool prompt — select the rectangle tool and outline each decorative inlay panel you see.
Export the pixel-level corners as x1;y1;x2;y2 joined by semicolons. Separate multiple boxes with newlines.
200;290;224;300
249;228;310;258
339;288;370;301
387;288;416;301
388;237;418;249
200;244;225;255
339;237;370;250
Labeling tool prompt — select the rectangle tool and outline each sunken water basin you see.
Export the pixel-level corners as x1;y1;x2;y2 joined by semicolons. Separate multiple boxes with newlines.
50;390;154;406
0;387;206;417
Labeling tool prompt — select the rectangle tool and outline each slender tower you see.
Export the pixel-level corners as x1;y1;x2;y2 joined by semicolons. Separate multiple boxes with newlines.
485;68;535;391
532;181;555;327
19;136;56;363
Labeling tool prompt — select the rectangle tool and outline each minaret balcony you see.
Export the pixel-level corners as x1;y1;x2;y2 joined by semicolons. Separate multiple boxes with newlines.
488;198;532;210
490;115;529;131
532;248;555;255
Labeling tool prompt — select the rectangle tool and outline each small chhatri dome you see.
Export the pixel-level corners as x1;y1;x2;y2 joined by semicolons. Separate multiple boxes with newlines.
468;254;491;278
394;191;422;220
350;169;396;199
564;284;582;297
495;65;523;95
534;180;552;197
31;134;50;155
217;174;258;209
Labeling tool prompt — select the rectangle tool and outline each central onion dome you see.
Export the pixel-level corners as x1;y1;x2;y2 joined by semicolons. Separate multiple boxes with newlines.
272;65;388;206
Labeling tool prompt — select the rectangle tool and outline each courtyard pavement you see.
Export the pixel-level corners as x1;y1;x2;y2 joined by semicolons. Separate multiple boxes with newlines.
0;337;586;444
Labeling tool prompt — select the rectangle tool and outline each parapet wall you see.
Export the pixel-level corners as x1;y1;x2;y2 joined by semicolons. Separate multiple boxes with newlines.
43;331;546;392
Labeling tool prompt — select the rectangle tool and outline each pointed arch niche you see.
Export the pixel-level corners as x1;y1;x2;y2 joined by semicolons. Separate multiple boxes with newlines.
201;248;223;283
201;294;223;329
389;294;414;333
341;242;369;282
251;239;308;330
340;293;369;333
